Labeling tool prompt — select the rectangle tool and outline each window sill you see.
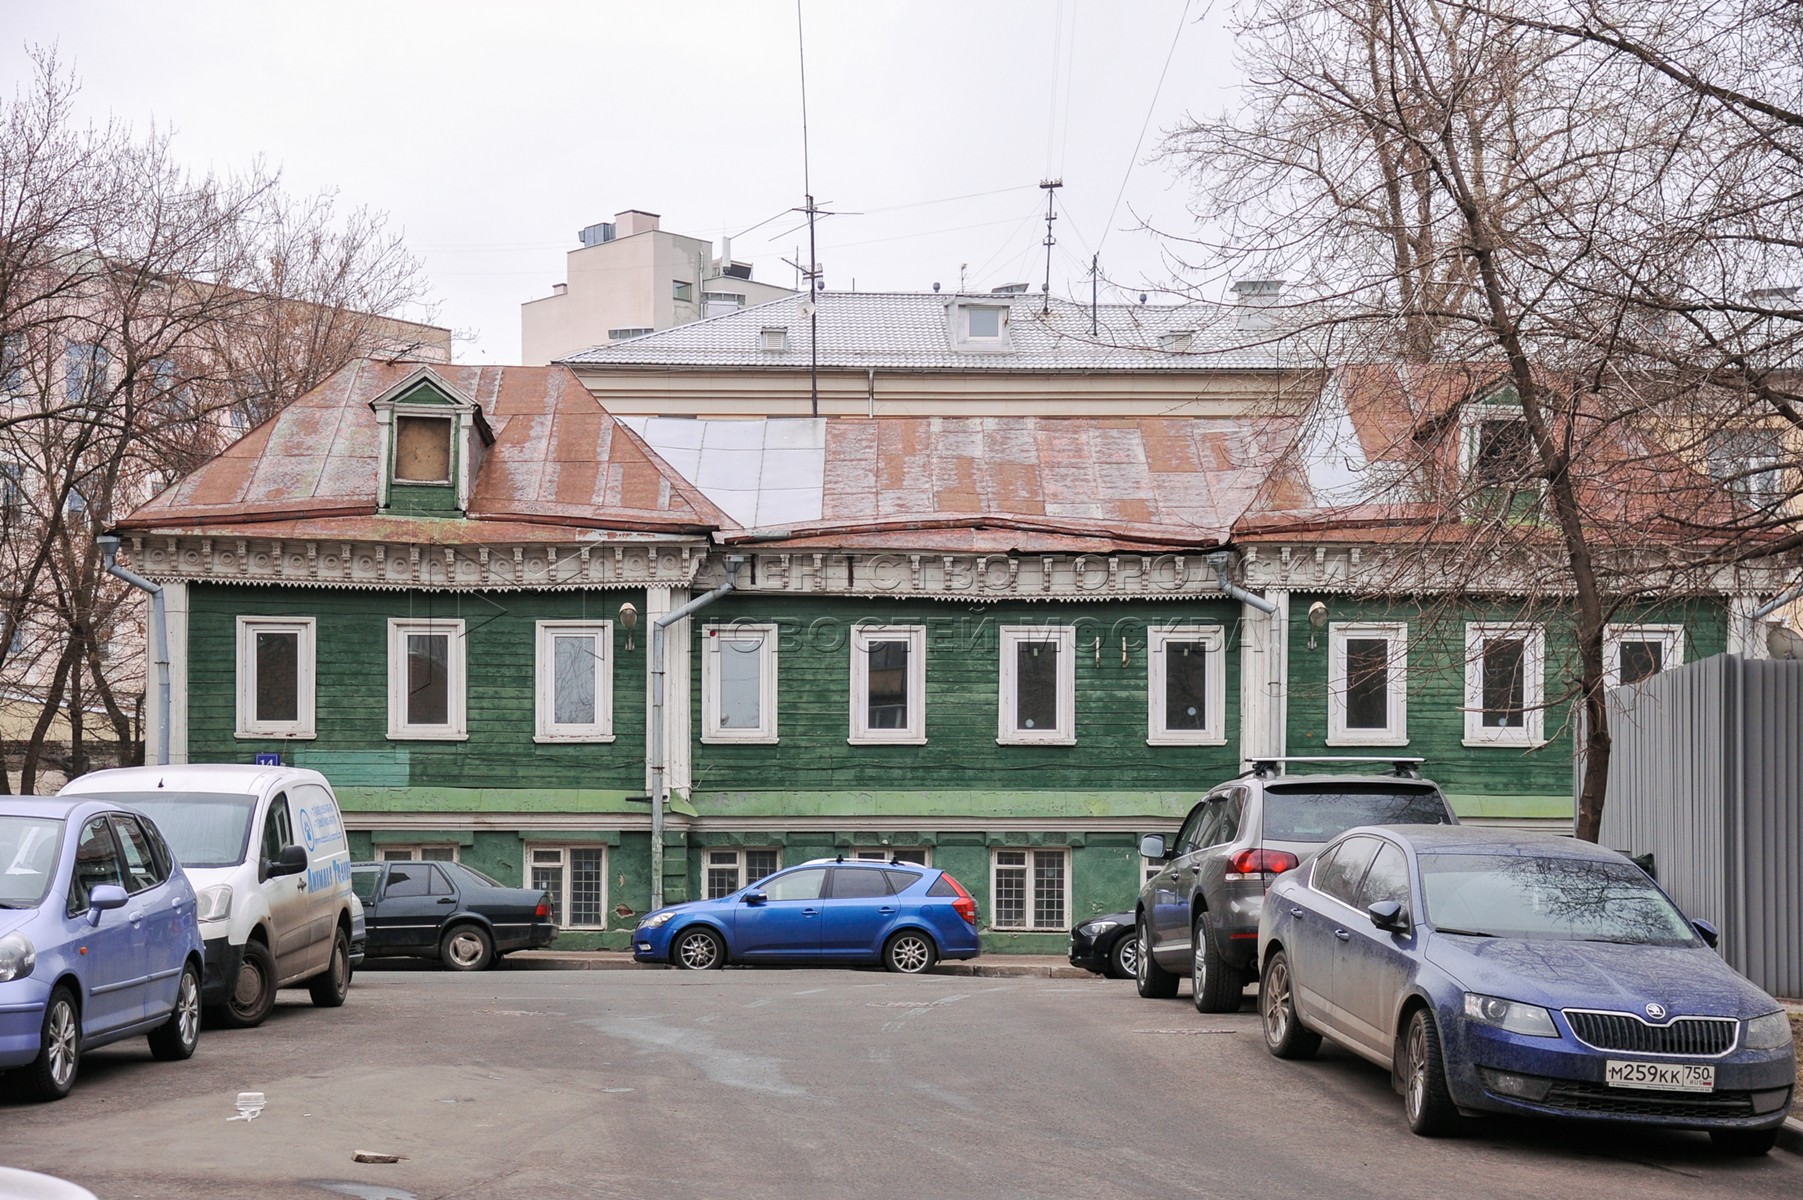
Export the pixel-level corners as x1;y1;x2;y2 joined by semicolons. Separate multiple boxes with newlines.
847;735;928;746
534;733;617;744
1146;733;1227;747
996;736;1076;747
234;730;316;741
1325;734;1410;748
1461;735;1543;749
701;733;779;745
386;731;470;742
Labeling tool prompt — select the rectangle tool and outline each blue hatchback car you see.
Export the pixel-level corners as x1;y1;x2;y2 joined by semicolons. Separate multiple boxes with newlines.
1258;826;1795;1153
0;797;205;1101
633;857;981;973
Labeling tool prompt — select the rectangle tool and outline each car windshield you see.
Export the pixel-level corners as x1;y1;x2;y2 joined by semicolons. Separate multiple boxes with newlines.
0;815;64;907
1420;852;1697;945
102;791;258;868
1261;784;1451;842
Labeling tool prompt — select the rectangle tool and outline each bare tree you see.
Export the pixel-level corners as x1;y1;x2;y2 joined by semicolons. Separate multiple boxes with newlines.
1166;0;1801;840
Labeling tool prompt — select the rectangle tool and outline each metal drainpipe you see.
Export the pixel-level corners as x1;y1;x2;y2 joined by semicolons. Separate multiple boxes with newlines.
1750;579;1803;620
96;534;169;766
1206;551;1276;615
648;561;742;911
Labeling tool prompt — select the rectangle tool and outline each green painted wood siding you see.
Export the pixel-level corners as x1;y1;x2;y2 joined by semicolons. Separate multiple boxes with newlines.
1284;595;1728;815
185;584;648;792
685;596;1244;800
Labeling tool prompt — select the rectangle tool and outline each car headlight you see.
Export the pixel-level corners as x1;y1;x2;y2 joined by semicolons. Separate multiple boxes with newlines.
0;931;36;983
196;884;234;922
1464;993;1559;1038
1745;1010;1793;1051
1079;919;1120;937
640;911;676;930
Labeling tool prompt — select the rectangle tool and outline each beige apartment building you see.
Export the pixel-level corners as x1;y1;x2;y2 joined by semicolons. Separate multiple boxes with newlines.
520;208;794;365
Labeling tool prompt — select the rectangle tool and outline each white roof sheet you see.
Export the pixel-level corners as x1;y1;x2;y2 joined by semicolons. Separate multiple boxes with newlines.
621;416;826;527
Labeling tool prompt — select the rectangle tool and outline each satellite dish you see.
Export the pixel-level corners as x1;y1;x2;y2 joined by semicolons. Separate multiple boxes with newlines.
798;301;816;317
1765;622;1803;660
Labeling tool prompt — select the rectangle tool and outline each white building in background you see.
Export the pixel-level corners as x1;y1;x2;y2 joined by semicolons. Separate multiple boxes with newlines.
520;208;794;365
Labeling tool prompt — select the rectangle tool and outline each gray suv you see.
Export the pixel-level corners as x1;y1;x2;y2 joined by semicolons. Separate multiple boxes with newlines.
1135;758;1457;1012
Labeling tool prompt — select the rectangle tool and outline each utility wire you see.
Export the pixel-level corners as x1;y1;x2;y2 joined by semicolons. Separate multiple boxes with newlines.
1099;0;1195;253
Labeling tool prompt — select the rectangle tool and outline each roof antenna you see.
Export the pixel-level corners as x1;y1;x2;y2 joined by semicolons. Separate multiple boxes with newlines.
795;0;821;418
1038;179;1062;315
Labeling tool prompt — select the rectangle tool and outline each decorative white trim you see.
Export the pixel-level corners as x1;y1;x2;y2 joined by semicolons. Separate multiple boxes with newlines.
234;616;317;739
1463;622;1545;747
849;624;926;744
386;618;467;740
1604;623;1684;689
162;581;190;765
1146;625;1226;746
989;846;1069;931
375;844;459;863
997;625;1076;745
534;620;615;742
1325;621;1408;747
701;623;778;743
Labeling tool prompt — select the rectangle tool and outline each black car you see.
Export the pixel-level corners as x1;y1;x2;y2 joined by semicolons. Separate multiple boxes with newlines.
350;860;557;970
1069;911;1139;979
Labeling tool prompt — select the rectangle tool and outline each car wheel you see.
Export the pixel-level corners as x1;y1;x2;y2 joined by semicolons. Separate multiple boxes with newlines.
441;924;495;972
308;928;352;1005
148;962;202;1061
1108;931;1139;981
1401;1006;1461;1137
1192;911;1242;1013
215;939;277;1029
1259;949;1321;1059
24;986;80;1101
1709;1128;1780;1156
673;926;726;970
1135;915;1179;999
883;930;938;974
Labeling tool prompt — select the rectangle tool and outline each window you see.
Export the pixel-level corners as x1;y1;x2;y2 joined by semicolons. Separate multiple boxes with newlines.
1146;626;1226;745
0;461;22;520
949;303;1013;352
1311;836;1381;907
64;342;108;402
235;617;316;738
849;625;925;744
260;794;293;864
608;327;655;341
0;333;23;393
378;845;458;863
828;868;892;899
1711;428;1785;509
760;868;827;901
1463;623;1545;746
535;621;613;742
1355;840;1410;911
702;623;778;743
759;326;789;352
69;817;124;915
1471;418;1531;486
1326;622;1408;746
1605;624;1683;689
704;848;781;899
111;814;165;893
393;415;452;483
991;848;1068;931
850;847;930;866
385;863;452;898
672;279;693;302
528;846;606;928
387;619;467;739
998;626;1075;745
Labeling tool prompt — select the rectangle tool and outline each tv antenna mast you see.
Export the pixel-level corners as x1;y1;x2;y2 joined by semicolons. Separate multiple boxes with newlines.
1038;178;1062;315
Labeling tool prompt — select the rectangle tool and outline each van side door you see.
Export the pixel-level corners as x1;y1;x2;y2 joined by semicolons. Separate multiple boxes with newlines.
255;791;312;982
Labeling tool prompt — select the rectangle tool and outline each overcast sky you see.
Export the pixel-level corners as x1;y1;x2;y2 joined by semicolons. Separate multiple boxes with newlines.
1;0;1240;362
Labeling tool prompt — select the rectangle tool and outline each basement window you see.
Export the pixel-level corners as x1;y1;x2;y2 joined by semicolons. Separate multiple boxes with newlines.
394;415;453;484
705;848;782;899
991;848;1068;931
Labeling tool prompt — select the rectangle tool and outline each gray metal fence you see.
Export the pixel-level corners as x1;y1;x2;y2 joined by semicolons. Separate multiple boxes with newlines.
1600;654;1802;999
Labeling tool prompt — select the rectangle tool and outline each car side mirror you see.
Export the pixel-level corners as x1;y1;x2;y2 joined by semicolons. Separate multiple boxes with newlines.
87;883;129;926
1139;834;1168;861
1367;900;1408;933
268;844;308;878
743;891;767;906
1692;918;1719;948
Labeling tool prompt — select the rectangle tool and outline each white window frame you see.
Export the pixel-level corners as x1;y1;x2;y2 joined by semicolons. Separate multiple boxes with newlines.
377;845;459;863
703;847;783;899
525;845;607;930
1146;625;1226;746
701;623;779;743
949;302;1013;352
998;625;1076;745
234;617;316;739
1459;402;1532;485
1463;622;1545;747
1604;623;1684;689
849;624;926;745
534;620;614;743
990;847;1070;931
1326;621;1409;747
850;847;931;866
386;618;468;740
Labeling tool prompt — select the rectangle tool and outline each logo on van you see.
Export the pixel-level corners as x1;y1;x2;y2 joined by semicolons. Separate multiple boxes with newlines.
300;808;317;852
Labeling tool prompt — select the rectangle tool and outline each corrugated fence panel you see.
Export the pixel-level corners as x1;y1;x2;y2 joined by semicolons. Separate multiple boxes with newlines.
1741;660;1803;999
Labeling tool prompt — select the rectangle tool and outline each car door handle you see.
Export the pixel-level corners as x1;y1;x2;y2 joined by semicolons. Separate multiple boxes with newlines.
437;898;456;905
1289;907;1304;919
1334;928;1351;942
127;909;144;924
878;906;896;914
296;878;306;890
801;907;819;917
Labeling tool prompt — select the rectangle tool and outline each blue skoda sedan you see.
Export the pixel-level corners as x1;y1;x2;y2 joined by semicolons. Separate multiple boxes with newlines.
1257;827;1795;1153
0;797;205;1101
633;858;981;973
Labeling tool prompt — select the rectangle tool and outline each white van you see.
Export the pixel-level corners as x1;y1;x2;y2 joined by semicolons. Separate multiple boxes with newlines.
62;764;355;1028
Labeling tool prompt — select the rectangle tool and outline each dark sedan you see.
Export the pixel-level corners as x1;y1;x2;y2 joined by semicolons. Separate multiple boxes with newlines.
1069;911;1139;979
350;860;556;971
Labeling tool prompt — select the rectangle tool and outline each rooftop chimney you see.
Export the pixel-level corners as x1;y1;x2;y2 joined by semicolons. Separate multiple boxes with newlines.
615;209;661;238
1231;278;1286;330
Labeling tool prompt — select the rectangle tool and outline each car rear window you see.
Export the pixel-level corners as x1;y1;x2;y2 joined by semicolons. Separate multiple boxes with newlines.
926;876;958;898
1261;784;1451;843
445;861;504;889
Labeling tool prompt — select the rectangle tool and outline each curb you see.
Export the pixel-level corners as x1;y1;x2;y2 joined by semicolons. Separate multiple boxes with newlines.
484;952;1101;979
1780;1117;1803;1157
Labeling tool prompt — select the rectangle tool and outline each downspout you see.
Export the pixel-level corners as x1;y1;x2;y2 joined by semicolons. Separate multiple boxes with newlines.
1750;579;1803;620
648;558;743;911
1206;551;1276;614
96;534;168;766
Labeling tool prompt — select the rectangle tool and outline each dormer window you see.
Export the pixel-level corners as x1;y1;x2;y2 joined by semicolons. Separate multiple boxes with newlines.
760;326;789;352
394;415;453;484
948;302;1012;353
1159;329;1195;353
967;306;1004;339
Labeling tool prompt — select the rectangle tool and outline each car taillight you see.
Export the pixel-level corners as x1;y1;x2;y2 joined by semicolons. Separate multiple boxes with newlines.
943;873;978;925
535;900;551;919
1226;848;1300;886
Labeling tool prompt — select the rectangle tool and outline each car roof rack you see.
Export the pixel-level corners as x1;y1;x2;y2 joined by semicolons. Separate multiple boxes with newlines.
1244;756;1426;780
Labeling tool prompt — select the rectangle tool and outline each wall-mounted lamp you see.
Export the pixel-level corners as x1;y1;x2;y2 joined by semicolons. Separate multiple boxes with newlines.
619;601;639;651
1307;601;1328;650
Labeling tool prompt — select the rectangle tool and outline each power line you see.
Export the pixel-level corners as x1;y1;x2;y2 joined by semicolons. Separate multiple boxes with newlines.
1099;0;1195;253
